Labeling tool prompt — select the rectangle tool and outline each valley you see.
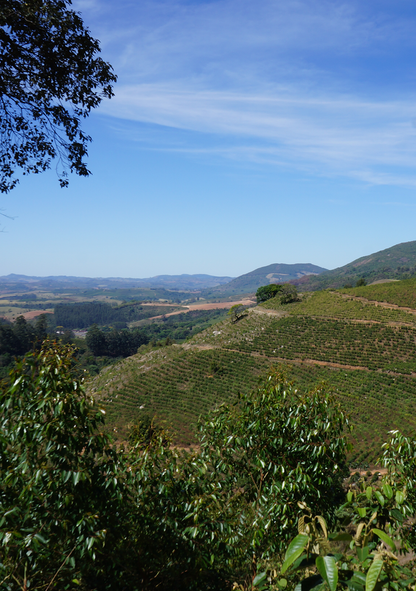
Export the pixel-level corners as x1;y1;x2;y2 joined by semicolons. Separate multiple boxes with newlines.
3;241;416;469
89;280;416;468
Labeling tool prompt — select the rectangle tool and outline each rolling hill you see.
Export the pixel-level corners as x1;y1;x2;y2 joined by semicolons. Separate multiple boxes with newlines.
89;277;416;468
294;240;416;291
0;273;234;293
201;263;327;297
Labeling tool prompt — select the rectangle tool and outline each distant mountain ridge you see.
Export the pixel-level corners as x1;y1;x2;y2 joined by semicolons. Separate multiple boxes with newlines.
0;273;234;292
3;240;416;297
293;240;416;291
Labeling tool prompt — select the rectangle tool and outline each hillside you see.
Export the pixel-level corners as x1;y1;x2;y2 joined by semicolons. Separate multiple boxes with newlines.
0;273;233;293
89;278;416;468
201;262;327;297
294;240;416;291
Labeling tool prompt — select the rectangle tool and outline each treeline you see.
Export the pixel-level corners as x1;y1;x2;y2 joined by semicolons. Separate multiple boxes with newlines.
0;315;48;361
144;309;228;342
84;310;227;358
86;325;148;357
55;302;132;328
0;309;229;379
54;301;188;329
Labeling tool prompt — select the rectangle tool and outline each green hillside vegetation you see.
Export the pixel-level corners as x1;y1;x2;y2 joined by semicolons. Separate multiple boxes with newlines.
201;262;327;296
286;289;416;324
136;308;230;340
53;301;186;329
341;277;416;309
92;347;270;443
3;342;416;590
90;277;416;467
295;240;416;291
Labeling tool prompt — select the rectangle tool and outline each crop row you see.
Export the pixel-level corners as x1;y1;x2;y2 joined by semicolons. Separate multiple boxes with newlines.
341;277;416;310
97;347;416;463
287;290;416;324
100;349;270;444
286;363;416;464
224;316;416;374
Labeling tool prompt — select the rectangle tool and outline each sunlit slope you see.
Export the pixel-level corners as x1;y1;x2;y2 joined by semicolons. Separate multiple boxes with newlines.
90;282;416;465
295;240;416;291
340;277;416;309
201;262;327;296
90;346;270;444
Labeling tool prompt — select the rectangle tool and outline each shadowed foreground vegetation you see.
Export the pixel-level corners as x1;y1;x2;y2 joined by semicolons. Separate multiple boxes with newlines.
1;342;416;590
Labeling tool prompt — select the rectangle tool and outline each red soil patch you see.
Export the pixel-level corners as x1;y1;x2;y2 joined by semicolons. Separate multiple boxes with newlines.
21;310;53;320
149;299;255;320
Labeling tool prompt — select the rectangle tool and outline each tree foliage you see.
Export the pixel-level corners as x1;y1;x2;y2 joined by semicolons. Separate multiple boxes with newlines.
228;303;248;323
190;369;349;582
256;284;283;303
256;284;298;305
275;444;416;591
279;284;298;304
0;342;127;589
1;344;415;590
0;314;47;359
0;0;116;192
86;324;148;357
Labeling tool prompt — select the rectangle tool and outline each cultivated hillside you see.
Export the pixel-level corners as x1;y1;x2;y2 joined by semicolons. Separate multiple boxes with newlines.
201;262;327;297
89;279;416;467
294;240;416;291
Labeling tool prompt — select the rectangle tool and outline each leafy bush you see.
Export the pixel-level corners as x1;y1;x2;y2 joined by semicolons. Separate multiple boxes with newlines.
256;284;283;303
0;342;127;589
1;344;415;590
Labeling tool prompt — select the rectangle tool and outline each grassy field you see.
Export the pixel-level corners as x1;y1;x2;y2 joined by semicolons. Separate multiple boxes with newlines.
89;279;416;467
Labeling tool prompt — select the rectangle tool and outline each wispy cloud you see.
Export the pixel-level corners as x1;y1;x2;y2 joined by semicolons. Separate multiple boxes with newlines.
100;84;416;186
87;0;416;187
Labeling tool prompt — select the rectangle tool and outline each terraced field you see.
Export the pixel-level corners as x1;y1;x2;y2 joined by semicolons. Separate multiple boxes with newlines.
90;281;416;466
341;277;416;309
91;346;269;444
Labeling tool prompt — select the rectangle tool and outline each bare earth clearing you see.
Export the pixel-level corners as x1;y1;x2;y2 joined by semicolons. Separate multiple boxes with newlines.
144;298;255;320
22;310;53;320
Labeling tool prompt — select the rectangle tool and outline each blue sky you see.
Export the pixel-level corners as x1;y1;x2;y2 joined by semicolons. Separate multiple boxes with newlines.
2;0;416;278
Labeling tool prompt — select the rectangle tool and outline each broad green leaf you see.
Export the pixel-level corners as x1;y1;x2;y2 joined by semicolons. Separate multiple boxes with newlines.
357;507;366;518
351;572;366;584
372;528;395;551
395;491;405;505
253;572;267;586
366;487;373;500
281;534;309;574
356;545;370;562
390;508;404;523
347;572;366;591
365;559;383;591
374;491;384;506
382;484;393;499
316;555;338;591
